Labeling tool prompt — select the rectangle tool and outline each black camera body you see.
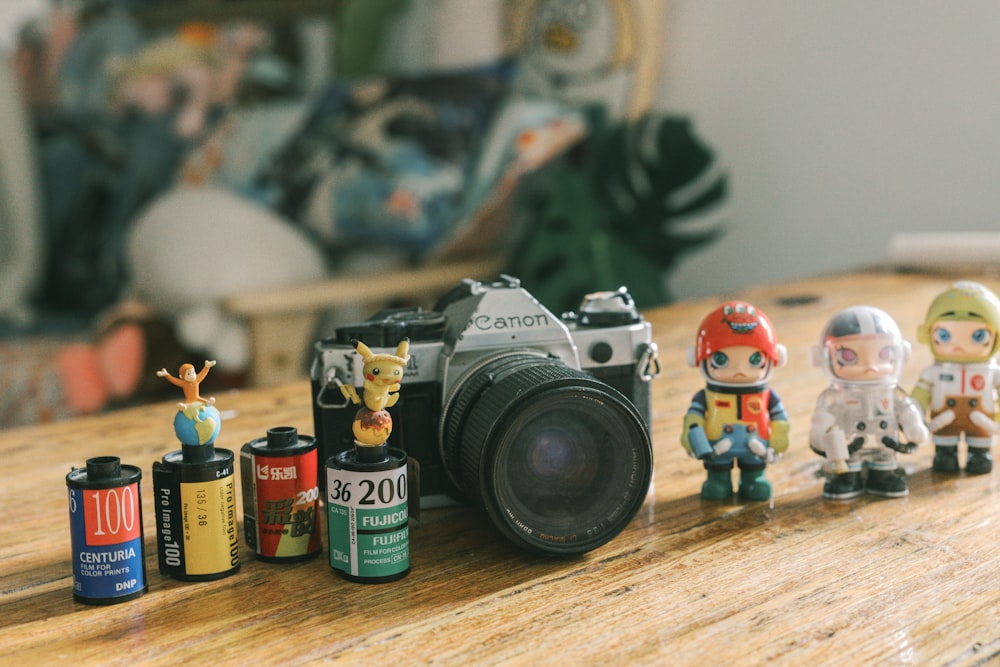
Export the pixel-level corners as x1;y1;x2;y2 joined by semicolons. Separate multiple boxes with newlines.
311;276;659;555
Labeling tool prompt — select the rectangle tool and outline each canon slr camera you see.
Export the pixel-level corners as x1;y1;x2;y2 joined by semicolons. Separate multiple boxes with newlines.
310;276;660;556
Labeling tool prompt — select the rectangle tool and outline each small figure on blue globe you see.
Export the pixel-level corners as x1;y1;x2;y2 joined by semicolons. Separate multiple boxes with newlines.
681;301;790;501
157;360;220;445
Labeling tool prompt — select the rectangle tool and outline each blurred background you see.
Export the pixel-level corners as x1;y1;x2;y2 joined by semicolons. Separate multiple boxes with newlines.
660;1;1000;298
1;0;997;426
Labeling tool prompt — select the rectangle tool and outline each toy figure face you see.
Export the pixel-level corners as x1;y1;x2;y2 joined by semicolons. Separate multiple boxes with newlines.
183;367;197;381
931;319;996;362
365;360;404;386
827;333;897;381
704;345;770;384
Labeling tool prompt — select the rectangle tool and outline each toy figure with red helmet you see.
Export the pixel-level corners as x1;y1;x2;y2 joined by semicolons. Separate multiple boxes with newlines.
681;301;790;501
911;281;1000;475
809;306;928;499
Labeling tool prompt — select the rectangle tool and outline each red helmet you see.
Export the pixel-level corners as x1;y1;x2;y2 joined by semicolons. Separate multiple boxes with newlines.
693;301;784;366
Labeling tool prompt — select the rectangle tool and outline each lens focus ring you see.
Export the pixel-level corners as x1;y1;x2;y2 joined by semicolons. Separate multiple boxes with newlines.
442;354;652;555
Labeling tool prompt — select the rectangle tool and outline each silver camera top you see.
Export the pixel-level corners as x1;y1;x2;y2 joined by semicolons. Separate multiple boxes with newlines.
438;276;581;390
314;276;660;409
437;276;660;402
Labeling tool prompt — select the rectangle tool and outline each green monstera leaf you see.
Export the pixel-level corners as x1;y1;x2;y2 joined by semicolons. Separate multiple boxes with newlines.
511;110;728;314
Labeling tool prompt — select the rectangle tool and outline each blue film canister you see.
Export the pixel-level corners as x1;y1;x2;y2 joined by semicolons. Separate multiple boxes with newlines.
66;456;148;604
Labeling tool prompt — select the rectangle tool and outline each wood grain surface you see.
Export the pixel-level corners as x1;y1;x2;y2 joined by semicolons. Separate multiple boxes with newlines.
3;270;1000;666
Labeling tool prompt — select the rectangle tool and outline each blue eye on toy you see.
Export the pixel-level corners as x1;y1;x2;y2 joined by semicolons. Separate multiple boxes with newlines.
973;328;992;345
749;351;765;367
711;351;729;369
933;327;951;344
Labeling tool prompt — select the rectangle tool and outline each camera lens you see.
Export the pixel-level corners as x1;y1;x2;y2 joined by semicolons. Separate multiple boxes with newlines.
441;353;652;555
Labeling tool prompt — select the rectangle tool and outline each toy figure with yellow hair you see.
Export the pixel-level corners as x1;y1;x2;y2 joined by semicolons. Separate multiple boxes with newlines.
912;281;1000;474
341;339;410;447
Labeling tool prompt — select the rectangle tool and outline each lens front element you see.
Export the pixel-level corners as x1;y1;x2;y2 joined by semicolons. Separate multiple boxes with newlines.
443;354;652;555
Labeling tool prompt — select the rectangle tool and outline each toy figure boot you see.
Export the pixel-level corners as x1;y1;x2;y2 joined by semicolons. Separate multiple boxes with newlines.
738;465;772;501
866;468;908;498
966;447;993;475
932;445;960;473
823;471;862;500
701;467;732;500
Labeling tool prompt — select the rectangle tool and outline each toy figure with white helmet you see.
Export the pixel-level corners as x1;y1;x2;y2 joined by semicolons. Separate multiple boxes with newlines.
810;306;929;499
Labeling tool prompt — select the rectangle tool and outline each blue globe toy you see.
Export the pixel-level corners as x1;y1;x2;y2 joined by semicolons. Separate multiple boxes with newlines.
173;403;222;445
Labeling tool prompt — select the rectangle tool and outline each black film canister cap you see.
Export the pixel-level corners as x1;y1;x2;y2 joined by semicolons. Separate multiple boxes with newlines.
355;443;390;465
182;443;215;463
86;456;122;481
267;426;298;448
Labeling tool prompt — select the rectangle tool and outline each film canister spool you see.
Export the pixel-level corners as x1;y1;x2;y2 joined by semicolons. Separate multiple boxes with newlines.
66;456;148;604
152;443;239;580
240;426;321;562
326;443;410;583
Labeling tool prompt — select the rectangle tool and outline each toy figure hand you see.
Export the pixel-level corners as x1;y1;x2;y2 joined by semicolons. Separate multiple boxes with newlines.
822;427;850;462
904;423;930;447
205;360;217;368
770;421;790;454
928;409;955;432
831;459;849;475
748;438;768;458
882;436;917;454
156;368;168;377
340;385;361;405
899;412;929;446
970;410;1000;434
713;438;733;455
846;436;865;454
681;418;713;459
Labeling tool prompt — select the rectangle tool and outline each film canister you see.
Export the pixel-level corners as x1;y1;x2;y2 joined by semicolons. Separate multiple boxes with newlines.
66;456;148;604
240;426;321;562
326;443;410;583
152;443;239;580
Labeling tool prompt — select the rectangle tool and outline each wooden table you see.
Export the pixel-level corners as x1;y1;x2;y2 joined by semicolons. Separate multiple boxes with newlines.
4;271;1000;665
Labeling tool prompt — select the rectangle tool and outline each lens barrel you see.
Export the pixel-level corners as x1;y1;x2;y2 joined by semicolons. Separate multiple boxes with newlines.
442;353;652;555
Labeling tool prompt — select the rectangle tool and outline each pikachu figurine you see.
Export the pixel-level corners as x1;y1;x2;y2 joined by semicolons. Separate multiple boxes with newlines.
341;338;410;446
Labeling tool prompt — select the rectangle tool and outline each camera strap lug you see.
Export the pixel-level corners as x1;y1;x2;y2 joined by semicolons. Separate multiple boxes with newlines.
316;367;351;409
637;342;662;382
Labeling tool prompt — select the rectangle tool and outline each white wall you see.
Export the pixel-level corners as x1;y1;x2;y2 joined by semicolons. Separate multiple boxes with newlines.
659;1;1000;298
